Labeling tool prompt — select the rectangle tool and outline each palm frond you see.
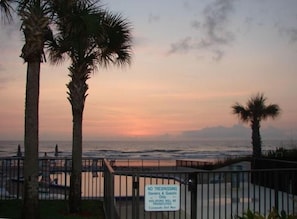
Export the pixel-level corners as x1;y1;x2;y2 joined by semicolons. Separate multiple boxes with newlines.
98;10;132;67
232;104;250;122
48;0;132;75
262;104;280;120
0;0;15;23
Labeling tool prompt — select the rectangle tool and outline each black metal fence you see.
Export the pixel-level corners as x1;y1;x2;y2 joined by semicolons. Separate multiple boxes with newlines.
0;156;104;200
103;159;297;219
1;157;297;219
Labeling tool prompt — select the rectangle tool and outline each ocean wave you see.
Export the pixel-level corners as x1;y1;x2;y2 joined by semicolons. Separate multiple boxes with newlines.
0;139;290;160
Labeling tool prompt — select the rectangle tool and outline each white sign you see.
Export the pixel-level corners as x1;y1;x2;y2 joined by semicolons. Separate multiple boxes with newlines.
145;184;180;211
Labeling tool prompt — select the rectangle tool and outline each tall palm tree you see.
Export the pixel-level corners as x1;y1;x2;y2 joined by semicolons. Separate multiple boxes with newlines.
1;1;53;218
232;93;280;158
21;2;53;218
48;0;132;213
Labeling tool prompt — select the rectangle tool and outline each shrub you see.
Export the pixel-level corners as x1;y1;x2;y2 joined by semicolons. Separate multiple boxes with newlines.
265;147;297;161
235;208;297;219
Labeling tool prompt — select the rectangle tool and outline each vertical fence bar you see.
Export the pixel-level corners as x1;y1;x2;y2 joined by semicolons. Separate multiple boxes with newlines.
274;170;279;211
132;174;139;219
224;172;227;219
200;173;203;219
188;172;197;219
64;159;68;200
17;157;21;199
236;171;239;216
103;159;116;219
212;172;215;219
207;172;210;219
125;174;128;219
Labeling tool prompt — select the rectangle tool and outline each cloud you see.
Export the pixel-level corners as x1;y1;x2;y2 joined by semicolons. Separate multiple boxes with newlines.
169;0;236;60
181;124;249;139
191;20;201;29
212;49;224;61
148;13;160;23
180;124;287;140
200;0;235;46
276;24;297;46
167;37;193;54
282;27;297;43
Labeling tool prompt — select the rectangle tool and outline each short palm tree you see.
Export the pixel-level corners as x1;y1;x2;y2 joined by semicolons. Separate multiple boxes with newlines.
1;1;53;218
232;93;280;158
48;0;132;213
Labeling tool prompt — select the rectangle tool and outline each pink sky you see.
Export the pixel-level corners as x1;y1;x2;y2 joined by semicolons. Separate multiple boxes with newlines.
1;0;297;140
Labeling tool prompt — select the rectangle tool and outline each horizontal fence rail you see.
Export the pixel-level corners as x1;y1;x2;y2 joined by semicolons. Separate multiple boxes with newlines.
1;157;297;219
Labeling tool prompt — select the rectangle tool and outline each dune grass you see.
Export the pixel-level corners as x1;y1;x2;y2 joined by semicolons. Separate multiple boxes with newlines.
0;200;105;219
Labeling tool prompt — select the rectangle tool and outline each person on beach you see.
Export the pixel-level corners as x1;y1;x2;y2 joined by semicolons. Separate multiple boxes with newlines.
54;144;59;157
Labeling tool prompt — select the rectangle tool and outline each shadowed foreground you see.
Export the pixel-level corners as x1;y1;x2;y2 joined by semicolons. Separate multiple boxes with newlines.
0;200;105;219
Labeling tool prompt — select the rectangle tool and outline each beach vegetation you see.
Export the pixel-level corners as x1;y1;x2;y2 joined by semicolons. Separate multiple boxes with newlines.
235;208;297;219
192;156;251;170
235;209;265;219
232;93;280;158
0;200;105;219
47;0;132;213
265;147;297;161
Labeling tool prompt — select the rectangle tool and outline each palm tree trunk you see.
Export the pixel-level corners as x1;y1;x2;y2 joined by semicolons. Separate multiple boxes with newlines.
22;61;40;219
69;109;83;213
251;121;262;158
68;72;87;213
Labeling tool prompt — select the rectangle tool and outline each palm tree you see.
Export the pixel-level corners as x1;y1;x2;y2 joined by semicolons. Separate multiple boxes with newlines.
232;93;280;158
48;0;132;213
21;2;53;218
1;1;53;218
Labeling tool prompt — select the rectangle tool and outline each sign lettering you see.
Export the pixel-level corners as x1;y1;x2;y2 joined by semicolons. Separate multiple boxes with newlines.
145;185;180;211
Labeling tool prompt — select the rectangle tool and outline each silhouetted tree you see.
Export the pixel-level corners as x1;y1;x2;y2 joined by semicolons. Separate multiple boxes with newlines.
48;0;132;213
1;1;53;218
232;93;280;158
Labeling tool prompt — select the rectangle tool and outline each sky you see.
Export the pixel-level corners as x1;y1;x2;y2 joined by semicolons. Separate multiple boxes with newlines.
0;0;297;141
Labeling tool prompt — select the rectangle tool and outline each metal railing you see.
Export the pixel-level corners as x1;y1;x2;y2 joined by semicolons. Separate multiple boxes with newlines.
0;157;104;200
103;159;297;219
1;157;297;219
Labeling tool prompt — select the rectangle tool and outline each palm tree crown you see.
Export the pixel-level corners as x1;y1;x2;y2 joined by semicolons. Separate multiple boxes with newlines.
232;93;280;158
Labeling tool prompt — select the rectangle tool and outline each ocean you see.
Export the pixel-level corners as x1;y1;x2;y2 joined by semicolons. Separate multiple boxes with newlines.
0;139;295;161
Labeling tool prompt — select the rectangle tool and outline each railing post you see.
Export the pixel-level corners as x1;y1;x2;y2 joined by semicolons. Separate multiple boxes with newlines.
17;157;21;199
274;170;279;211
132;174;140;219
103;159;116;219
109;170;115;219
64;159;68;200
188;172;197;219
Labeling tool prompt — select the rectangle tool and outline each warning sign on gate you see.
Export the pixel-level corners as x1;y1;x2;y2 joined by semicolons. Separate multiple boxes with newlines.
145;184;180;211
